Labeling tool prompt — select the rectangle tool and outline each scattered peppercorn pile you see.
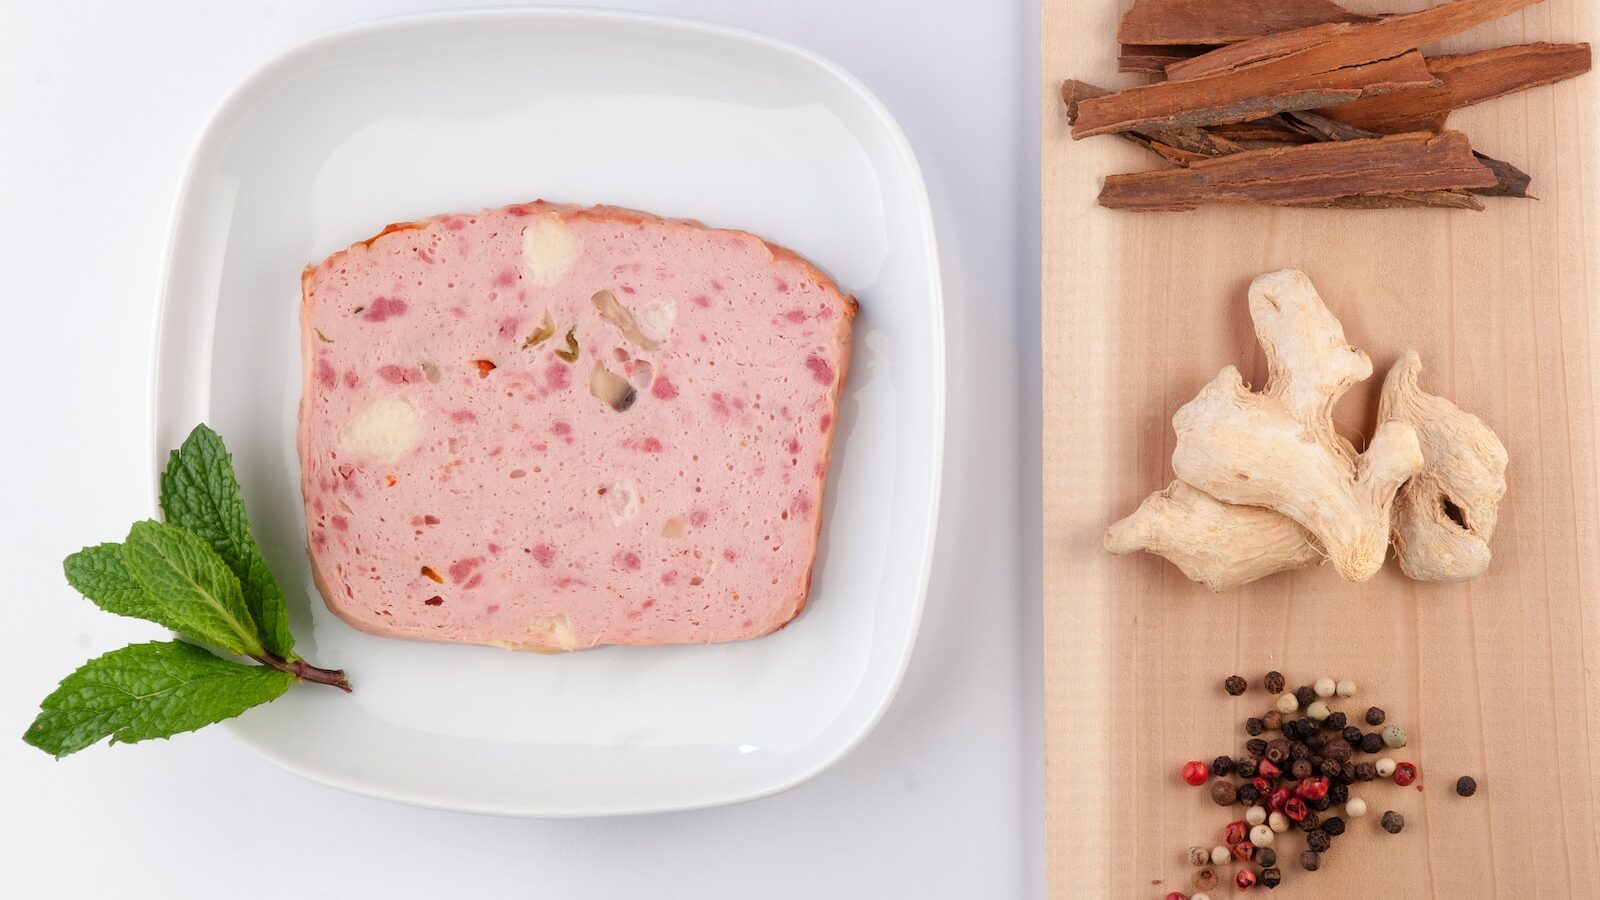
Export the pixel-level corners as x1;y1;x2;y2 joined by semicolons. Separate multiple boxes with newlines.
1165;672;1480;898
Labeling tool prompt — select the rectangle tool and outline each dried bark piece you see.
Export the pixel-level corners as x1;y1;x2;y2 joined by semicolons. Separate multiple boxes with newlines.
1105;480;1324;591
1321;42;1593;134
1073;51;1438;138
1120;44;1216;75
1166;0;1540;82
1209;119;1313;145
1379;351;1509;581
1061;80;1244;157
1283;111;1534;197
1170;270;1424;582
1098;131;1497;212
1118;0;1374;46
1299;191;1485;210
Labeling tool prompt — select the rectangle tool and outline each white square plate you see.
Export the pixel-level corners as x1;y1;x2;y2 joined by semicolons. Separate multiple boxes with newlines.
153;8;943;816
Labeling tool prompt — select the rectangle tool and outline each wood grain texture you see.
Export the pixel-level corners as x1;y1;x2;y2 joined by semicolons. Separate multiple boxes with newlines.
1042;2;1600;898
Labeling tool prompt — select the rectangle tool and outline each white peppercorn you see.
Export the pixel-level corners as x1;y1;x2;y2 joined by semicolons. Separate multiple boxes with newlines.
1307;700;1331;721
1276;693;1299;714
1345;797;1368;818
1268;811;1289;833
1314;677;1336;698
1193;894;1211;900
1246;805;1267;827
1375;757;1397;778
1250;824;1275;847
1335;679;1356;698
1211;845;1231;865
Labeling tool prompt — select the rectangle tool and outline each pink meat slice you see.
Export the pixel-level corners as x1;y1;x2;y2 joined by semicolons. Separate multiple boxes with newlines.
299;203;855;650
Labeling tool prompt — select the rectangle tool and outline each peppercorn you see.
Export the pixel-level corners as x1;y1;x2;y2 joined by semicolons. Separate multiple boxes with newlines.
1306;731;1327;751
1195;866;1220;892
1237;757;1259;779
1298;810;1321;831
1375;758;1396;778
1256;848;1276;868
1289;740;1311;761
1238;785;1262;807
1235;870;1257;891
1342;725;1363;744
1268;811;1289;833
1189;846;1211;866
1226;675;1248;696
1365;706;1385;726
1320;759;1344;779
1183;760;1211;786
1212;780;1239;806
1166;892;1187;900
1355;762;1377;782
1336;679;1356;698
1246;805;1268;826
1295;685;1316;708
1245;738;1268;757
1328;784;1349;805
1284;798;1307;821
1252;776;1272;794
1341;761;1360;783
1307;796;1330;812
1231;841;1255;862
1383;725;1408;749
1360;733;1385;754
1306;830;1331;853
1307;700;1331;722
1325;711;1347;731
1263;710;1283;731
1266;739;1290;764
1381;811;1405;834
1212;845;1232;865
1322;738;1352;763
1194;894;1211;900
1246;717;1266;736
1281;718;1303;741
1249;824;1274;847
1299;850;1321;871
1296;776;1330;800
1212;755;1236;777
1290;760;1312;780
1225;821;1248;845
1456;776;1478;797
1313;677;1336;699
1277;693;1299;715
1345;797;1368;818
1260;867;1282;889
1321;815;1345;836
1264;671;1286;694
1393;762;1418;787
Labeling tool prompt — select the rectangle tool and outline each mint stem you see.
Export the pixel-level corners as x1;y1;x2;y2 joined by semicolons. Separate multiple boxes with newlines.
254;654;352;693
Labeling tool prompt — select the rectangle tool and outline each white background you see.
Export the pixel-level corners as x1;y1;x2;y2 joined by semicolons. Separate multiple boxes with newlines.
0;1;1042;897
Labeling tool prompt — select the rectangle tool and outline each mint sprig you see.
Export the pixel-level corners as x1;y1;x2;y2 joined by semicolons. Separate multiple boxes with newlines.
25;424;349;758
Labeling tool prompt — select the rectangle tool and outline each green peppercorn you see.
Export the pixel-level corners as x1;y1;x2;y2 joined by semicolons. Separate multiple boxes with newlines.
1381;811;1405;834
1456;776;1478;797
1382;725;1408;749
1225;675;1248;696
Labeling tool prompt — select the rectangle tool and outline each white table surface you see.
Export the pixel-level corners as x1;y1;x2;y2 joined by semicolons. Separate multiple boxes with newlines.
0;1;1043;897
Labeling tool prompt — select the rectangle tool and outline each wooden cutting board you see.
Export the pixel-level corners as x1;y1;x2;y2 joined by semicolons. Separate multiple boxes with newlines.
1041;2;1600;898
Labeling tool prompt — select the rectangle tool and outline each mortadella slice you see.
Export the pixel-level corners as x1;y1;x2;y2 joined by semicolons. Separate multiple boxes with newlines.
298;203;855;651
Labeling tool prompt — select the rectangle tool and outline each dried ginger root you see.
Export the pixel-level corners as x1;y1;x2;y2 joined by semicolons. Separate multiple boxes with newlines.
1379;351;1509;581
1169;269;1424;582
1105;480;1323;591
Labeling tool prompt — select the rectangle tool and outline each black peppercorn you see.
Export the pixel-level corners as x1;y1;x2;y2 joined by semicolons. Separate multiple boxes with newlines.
1260;867;1282;889
1299;850;1322;872
1321;816;1345;836
1295;685;1316;708
1290;741;1312;761
1365;706;1386;726
1226;675;1249;695
1355;762;1378;782
1237;757;1259;779
1246;738;1268;757
1246;717;1266;736
1328;784;1349;805
1264;710;1284;731
1360;732;1385;754
1306;731;1327;751
1325;711;1347;731
1265;671;1286;694
1322;738;1352;763
1307;796;1330;812
1320;758;1344;779
1256;848;1276;868
1342;762;1360;783
1381;811;1405;834
1291;759;1313;780
1281;719;1303;740
1306;830;1331;852
1456;776;1478;797
1298;811;1321;831
1342;725;1363;744
1238;784;1262;807
1211;780;1239;806
1212;755;1236;777
1266;738;1290;764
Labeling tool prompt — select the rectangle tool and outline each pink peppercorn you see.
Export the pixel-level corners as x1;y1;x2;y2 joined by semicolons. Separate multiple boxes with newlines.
1183;761;1211;786
1235;869;1257;891
1394;762;1419;787
1224;821;1248;845
1296;776;1330;800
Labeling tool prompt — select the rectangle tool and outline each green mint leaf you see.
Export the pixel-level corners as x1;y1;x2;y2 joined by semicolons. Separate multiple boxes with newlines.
63;543;162;622
23;641;293;757
159;424;296;660
121;521;264;658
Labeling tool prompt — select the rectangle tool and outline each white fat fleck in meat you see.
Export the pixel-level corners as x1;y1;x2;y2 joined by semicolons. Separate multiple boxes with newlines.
525;614;578;650
604;479;641;524
338;397;423;462
521;215;581;286
636;300;678;344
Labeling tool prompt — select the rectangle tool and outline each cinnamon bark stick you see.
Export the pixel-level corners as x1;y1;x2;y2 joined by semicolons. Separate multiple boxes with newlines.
1118;0;1375;46
1073;51;1438;138
1097;131;1498;211
1120;43;1215;74
1320;42;1593;134
1062;80;1244;157
1165;0;1541;82
1283;110;1534;196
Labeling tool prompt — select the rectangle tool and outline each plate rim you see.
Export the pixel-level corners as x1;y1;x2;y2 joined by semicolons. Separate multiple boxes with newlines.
151;5;945;817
